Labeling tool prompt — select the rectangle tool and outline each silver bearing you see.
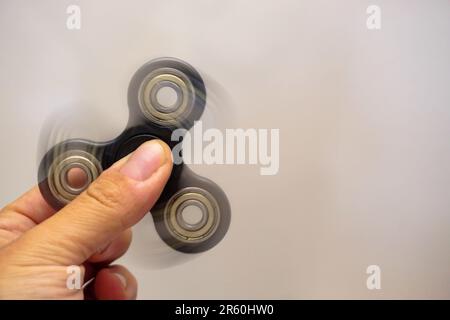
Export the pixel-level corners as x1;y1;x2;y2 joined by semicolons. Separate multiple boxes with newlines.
48;150;102;205
138;67;195;126
164;187;220;244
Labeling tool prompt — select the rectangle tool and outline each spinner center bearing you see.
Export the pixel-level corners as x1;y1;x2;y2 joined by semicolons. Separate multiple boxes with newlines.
38;57;230;254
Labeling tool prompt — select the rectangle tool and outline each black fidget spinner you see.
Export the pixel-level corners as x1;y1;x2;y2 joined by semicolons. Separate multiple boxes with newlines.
37;57;231;253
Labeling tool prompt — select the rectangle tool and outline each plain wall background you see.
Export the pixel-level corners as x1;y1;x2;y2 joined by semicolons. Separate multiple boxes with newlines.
0;0;449;298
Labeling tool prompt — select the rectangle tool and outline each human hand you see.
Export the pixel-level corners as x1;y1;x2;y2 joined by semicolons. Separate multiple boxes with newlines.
0;140;173;299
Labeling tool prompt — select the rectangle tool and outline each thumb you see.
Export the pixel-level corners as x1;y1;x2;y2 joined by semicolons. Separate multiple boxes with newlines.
11;139;173;265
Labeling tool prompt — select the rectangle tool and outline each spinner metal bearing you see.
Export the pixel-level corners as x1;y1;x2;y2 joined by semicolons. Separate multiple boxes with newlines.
38;57;231;253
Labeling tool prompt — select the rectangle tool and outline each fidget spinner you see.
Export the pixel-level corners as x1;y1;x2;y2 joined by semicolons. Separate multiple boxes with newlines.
37;57;231;253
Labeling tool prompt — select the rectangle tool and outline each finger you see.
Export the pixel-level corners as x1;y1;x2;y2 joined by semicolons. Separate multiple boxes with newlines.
93;265;137;300
88;228;132;264
0;186;57;248
8;139;172;266
0;186;56;228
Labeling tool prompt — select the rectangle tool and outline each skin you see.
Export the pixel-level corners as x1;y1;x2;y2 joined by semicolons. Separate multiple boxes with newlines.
0;140;173;299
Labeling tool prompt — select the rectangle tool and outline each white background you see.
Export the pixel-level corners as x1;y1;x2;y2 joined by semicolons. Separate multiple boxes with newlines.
0;0;449;298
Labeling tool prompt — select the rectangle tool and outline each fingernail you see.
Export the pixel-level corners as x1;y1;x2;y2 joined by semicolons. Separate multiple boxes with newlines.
113;272;127;289
120;140;166;181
